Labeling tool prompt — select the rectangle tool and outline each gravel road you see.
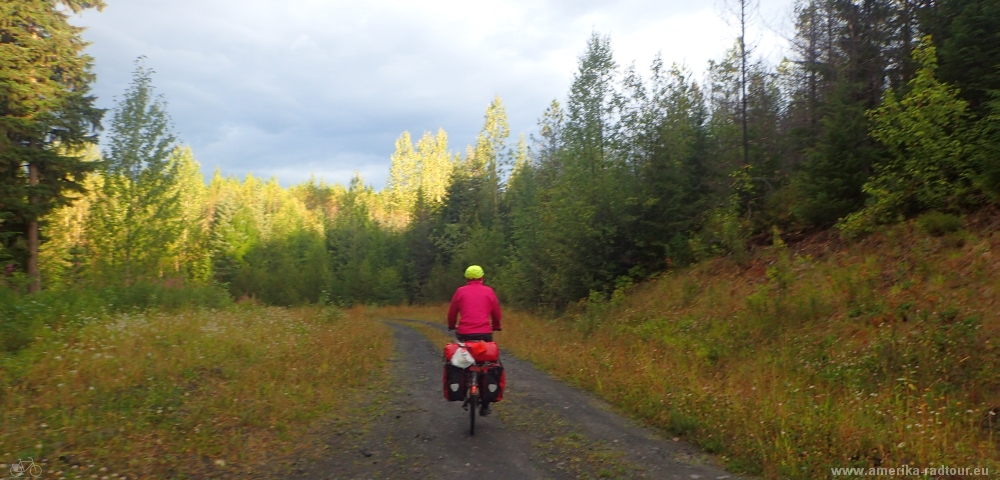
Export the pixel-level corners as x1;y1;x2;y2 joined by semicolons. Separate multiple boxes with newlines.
301;320;744;480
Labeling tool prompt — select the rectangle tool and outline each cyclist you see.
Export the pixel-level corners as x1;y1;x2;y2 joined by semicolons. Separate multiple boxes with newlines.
447;264;502;416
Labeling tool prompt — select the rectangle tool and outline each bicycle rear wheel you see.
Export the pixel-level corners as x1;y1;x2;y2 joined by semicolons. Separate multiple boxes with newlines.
469;392;478;435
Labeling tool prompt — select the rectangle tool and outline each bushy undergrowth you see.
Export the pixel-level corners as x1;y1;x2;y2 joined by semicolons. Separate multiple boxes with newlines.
0;282;232;354
392;217;1000;479
0;305;391;478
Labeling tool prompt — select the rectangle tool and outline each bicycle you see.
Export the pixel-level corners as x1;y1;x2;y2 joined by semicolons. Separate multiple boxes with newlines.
460;361;500;436
10;457;42;478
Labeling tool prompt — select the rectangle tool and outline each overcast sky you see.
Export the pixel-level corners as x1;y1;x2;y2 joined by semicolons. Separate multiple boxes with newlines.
72;0;796;189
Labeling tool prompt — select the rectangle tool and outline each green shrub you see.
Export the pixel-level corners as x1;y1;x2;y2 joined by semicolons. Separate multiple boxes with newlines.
838;40;978;237
102;281;232;311
916;211;963;236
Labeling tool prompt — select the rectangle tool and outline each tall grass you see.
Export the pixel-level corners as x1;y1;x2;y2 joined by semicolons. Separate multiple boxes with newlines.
0;305;391;479
0;282;232;353
387;219;1000;478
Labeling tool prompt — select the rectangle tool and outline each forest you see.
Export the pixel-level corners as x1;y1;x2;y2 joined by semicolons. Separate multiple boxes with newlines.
3;2;1000;476
2;0;1000;314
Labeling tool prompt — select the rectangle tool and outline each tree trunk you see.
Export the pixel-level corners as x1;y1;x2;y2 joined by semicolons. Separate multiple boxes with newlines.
27;161;40;293
741;0;750;168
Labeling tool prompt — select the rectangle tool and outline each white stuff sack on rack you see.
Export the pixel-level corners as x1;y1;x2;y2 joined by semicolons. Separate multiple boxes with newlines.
450;344;475;368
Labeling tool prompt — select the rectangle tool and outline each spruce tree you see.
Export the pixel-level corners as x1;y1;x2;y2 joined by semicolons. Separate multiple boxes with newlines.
0;0;105;292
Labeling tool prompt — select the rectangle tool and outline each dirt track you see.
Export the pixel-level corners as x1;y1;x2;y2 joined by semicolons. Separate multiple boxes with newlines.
301;320;743;479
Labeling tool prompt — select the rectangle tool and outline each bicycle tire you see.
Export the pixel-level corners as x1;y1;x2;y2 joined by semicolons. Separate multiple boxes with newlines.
28;464;42;477
469;392;477;435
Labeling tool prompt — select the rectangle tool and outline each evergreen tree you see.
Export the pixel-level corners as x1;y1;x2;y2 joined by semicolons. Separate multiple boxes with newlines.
543;32;625;303
469;96;510;226
168;147;211;281
415;129;453;205
385;131;419;216
784;0;897;226
92;59;180;284
37;145;101;287
791;80;883;225
928;0;1000;114
0;0;105;292
384;129;454;227
636;62;711;268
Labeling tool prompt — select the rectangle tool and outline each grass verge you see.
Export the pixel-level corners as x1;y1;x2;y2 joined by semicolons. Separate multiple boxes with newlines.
0;282;232;354
0;305;391;479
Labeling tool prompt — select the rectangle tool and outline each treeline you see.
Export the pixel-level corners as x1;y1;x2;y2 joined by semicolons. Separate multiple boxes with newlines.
2;0;999;309
392;0;1000;307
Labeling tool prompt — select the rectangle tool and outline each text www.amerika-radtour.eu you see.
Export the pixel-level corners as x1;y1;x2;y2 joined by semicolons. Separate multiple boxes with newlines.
830;466;990;477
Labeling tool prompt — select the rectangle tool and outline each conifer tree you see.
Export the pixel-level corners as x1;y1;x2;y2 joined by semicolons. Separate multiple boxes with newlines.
92;59;180;284
471;96;510;225
415;129;453;205
0;0;105;292
168;147;211;281
386;131;418;215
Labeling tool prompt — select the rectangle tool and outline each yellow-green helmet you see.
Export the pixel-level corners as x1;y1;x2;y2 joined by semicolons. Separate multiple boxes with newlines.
464;265;484;279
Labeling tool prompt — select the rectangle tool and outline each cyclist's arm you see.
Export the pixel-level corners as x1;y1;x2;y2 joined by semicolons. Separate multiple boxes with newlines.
447;290;462;330
490;291;502;331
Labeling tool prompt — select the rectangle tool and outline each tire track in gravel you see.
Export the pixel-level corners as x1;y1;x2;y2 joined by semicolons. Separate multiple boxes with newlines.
301;320;745;480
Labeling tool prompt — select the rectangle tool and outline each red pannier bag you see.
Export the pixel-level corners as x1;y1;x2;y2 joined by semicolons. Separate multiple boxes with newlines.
444;341;500;363
479;363;505;403
465;341;500;363
444;343;461;362
442;343;466;401
442;363;466;401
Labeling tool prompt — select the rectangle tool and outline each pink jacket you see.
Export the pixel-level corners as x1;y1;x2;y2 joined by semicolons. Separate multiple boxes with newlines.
447;279;502;334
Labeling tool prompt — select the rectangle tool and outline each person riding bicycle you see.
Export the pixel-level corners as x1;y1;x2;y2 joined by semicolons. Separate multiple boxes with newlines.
447;264;502;416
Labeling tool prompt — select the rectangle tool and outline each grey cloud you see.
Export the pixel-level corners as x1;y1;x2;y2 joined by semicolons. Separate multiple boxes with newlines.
74;0;791;188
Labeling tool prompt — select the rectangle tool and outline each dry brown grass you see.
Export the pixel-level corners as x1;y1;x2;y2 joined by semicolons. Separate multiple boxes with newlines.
381;219;1000;478
0;305;391;479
